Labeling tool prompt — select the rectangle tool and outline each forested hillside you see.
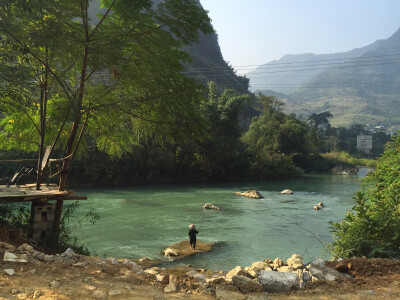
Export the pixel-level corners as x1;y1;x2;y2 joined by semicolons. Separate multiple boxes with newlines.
89;0;249;94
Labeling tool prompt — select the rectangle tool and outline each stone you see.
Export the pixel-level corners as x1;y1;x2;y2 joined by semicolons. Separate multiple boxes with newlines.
5;269;15;276
156;273;169;284
33;290;42;299
38;253;45;261
244;267;258;278
298;270;312;288
232;275;263;293
226;266;252;281
281;189;293;194
92;290;107;299
272;257;285;270
206;275;225;284
163;248;179;257
4;252;27;263
136;257;160;268
287;254;304;269
309;262;352;281
186;271;206;281
72;261;87;267
108;290;122;296
235;190;264;199
95;258;107;265
311;258;326;266
259;270;300;293
49;280;60;288
203;203;222;210
162;240;214;260
32;251;40;258
43;255;54;263
250;261;272;272
0;242;15;250
17;293;28;299
164;274;178;293
18;243;34;253
277;266;295;273
62;248;75;256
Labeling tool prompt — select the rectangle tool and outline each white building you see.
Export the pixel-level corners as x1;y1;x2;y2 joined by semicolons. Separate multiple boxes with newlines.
357;135;373;154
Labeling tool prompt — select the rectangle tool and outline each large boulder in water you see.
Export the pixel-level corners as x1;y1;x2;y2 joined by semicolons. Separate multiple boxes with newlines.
280;189;293;194
235;190;264;199
162;240;214;260
203;203;222;210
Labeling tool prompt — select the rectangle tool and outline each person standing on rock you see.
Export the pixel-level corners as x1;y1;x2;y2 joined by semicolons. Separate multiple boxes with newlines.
188;224;199;250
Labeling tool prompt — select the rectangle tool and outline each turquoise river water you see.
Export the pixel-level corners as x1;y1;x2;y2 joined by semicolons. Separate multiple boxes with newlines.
73;170;369;271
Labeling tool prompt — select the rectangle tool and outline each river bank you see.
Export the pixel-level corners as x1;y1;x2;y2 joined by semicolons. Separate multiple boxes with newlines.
1;237;400;300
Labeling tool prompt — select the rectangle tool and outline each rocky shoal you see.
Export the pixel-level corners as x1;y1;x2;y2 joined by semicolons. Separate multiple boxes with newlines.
0;241;353;298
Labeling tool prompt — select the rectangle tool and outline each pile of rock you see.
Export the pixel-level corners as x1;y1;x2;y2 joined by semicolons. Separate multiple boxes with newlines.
1;241;352;297
225;254;351;293
0;242;152;278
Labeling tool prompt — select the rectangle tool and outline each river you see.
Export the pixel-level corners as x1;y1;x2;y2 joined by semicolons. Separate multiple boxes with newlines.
73;170;369;271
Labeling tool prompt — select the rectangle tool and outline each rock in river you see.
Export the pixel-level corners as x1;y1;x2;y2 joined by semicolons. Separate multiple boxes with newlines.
204;203;222;210
280;189;293;194
162;240;215;260
235;190;264;199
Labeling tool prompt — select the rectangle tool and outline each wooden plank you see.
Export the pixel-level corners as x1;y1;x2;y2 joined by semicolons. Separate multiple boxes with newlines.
0;184;85;204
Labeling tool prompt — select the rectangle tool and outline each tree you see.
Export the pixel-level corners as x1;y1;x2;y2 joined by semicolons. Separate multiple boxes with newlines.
242;95;308;155
329;133;400;258
241;94;308;178
0;0;212;226
307;111;333;131
192;82;251;179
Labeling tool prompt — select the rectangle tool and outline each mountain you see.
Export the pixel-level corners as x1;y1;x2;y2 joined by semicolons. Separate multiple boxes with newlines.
88;0;248;94
248;28;400;127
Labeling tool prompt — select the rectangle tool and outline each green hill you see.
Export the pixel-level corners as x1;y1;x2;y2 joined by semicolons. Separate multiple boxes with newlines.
248;28;400;127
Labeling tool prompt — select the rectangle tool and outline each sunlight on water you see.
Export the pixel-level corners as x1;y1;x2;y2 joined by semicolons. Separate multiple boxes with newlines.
73;172;366;270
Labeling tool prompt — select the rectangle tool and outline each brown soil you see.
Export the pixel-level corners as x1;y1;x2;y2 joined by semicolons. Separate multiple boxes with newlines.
1;225;400;299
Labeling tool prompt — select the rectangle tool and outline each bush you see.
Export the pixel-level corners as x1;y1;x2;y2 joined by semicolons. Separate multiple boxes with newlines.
329;134;400;258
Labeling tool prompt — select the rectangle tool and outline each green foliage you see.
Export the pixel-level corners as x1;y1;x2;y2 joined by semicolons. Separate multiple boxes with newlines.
191;82;251;179
242;94;308;178
307;111;333;130
53;201;92;255
322;152;377;169
0;0;213;188
329;133;400;258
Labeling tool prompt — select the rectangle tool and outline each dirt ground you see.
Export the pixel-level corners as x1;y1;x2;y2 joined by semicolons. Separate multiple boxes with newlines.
1;224;400;299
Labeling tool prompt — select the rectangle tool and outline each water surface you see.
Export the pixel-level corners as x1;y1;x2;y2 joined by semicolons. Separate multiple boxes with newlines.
73;173;366;270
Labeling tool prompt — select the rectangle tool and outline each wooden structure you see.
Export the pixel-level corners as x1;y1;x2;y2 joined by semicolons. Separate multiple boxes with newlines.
0;184;86;241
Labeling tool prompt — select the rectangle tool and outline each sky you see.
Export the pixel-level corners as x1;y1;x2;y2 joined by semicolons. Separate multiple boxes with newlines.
200;0;400;74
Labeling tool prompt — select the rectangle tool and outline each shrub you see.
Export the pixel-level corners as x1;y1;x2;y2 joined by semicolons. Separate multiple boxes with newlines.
329;134;400;258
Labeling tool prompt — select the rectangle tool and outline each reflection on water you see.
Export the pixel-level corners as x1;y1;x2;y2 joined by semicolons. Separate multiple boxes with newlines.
73;174;363;270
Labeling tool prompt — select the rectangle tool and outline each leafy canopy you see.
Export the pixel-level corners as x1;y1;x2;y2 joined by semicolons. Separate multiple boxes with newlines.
329;133;400;258
0;0;213;187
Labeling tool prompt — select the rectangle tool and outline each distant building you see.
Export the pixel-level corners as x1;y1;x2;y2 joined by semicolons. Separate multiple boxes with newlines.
357;135;373;154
